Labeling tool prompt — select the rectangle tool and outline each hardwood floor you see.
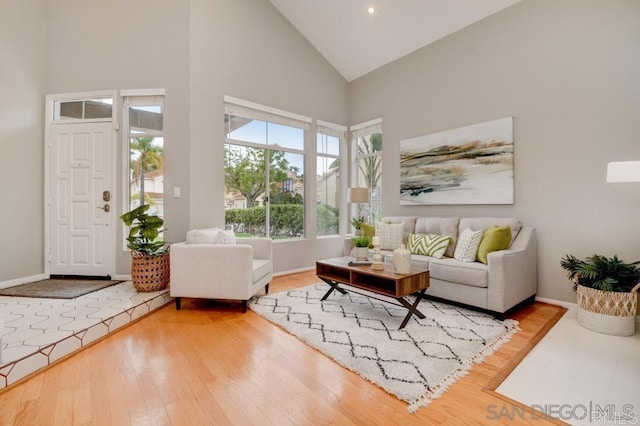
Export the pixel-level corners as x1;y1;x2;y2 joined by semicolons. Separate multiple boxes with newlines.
0;271;567;425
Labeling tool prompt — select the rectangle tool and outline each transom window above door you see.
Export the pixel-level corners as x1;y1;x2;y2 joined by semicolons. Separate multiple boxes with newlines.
52;97;113;121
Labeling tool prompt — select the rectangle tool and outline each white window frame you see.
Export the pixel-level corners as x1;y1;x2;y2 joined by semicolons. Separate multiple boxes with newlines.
224;97;310;240
121;89;165;250
48;90;115;124
317;120;347;236
351;118;383;224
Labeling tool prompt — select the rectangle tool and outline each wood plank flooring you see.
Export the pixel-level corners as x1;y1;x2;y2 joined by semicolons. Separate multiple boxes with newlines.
0;271;567;425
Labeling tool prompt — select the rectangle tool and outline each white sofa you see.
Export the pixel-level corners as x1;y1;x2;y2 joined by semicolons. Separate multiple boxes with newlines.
358;216;537;317
170;229;273;312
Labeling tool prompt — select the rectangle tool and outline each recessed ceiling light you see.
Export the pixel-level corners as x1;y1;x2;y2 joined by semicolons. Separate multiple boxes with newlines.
367;7;375;15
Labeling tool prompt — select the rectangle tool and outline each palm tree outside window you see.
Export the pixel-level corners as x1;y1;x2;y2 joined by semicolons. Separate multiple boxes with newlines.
130;136;163;209
125;97;164;218
352;119;382;224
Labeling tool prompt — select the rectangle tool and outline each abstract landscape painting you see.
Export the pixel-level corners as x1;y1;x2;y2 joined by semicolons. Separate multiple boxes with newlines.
400;117;514;205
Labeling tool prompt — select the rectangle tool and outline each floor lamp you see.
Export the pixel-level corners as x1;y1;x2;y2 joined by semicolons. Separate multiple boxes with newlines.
348;187;370;224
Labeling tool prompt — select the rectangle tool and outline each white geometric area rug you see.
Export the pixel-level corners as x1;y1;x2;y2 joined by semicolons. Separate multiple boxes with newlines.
249;283;519;413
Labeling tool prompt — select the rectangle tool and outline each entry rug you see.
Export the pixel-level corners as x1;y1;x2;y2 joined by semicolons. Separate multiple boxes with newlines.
249;283;519;413
0;279;124;299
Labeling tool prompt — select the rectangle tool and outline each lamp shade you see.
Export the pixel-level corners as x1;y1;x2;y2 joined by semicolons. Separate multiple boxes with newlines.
348;187;370;203
606;161;640;183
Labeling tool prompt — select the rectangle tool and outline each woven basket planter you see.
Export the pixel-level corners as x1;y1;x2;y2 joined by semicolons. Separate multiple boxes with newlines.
131;250;170;292
576;283;640;336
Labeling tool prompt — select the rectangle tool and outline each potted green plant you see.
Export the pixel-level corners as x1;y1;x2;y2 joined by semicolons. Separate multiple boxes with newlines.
560;254;640;336
351;216;365;236
352;235;371;261
120;204;170;292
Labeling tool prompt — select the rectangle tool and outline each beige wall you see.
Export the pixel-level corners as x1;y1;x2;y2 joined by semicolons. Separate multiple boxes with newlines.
45;0;192;275
188;0;349;272
349;0;640;303
2;0;638;304
0;0;348;280
0;0;47;282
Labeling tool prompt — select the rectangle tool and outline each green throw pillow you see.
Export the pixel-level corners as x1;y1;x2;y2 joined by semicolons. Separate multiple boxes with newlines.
407;233;452;259
476;225;512;264
360;223;376;239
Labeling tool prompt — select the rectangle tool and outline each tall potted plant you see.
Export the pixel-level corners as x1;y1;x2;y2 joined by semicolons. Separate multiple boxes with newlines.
120;204;170;292
560;254;640;336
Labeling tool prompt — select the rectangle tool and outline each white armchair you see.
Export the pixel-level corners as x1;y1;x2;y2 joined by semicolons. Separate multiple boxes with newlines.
169;229;273;312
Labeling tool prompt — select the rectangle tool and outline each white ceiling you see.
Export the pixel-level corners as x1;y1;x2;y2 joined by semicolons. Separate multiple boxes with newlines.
269;0;522;82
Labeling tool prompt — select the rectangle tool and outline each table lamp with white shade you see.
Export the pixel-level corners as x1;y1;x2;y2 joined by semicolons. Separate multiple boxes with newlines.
348;187;370;203
348;187;371;224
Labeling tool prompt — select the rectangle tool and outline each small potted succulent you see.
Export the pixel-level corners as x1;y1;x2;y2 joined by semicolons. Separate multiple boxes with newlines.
560;254;640;336
352;235;372;261
351;216;365;236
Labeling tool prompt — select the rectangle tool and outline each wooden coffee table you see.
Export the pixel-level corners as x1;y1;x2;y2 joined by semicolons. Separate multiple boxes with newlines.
316;257;430;329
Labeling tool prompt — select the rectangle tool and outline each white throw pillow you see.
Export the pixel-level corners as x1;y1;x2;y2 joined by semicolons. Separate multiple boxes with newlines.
186;228;220;244
454;227;483;262
216;229;237;244
375;222;405;250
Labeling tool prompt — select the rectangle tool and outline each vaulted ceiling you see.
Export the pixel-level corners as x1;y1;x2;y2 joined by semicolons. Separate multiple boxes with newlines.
269;0;522;82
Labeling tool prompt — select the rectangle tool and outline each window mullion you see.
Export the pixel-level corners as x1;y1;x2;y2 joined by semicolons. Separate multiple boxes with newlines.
265;148;270;238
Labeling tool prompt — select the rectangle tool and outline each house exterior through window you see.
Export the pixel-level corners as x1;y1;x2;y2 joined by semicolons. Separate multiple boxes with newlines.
317;121;346;236
123;93;165;218
224;97;310;239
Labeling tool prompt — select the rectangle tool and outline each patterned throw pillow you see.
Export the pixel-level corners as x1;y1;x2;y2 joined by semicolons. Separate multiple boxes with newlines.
454;227;483;262
407;234;452;258
375;222;405;250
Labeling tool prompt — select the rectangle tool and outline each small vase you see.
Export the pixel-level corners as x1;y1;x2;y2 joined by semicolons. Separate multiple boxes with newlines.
393;243;411;274
354;246;369;261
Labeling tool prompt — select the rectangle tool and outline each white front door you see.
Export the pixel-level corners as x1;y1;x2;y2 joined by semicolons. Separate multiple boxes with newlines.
48;122;115;277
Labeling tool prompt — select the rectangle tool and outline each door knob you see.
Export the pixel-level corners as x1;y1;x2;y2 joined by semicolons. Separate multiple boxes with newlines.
97;204;110;212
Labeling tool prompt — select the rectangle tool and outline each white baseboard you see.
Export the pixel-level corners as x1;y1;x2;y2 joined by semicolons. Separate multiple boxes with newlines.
534;296;576;310
0;273;48;289
535;296;640;324
273;266;315;277
113;274;131;281
5;274;638;325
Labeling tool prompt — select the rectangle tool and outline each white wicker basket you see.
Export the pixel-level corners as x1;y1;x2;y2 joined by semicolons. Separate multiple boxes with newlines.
576;283;640;336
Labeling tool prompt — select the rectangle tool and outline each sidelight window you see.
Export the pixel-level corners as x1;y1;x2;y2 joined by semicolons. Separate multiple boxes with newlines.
123;94;164;218
317;121;346;236
351;118;383;223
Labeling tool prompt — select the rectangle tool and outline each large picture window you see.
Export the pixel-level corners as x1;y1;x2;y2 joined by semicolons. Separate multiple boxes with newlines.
352;118;382;223
224;98;310;239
